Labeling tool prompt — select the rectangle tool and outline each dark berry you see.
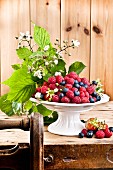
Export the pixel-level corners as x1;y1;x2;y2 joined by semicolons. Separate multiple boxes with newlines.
92;80;98;85
79;82;84;86
92;91;98;97
60;80;66;86
86;131;94;138
109;127;113;132
74;80;79;84
96;95;101;101
40;94;44;99
74;83;80;88
78;132;84;138
74;91;80;96
62;88;68;93
59;93;65;98
89;98;95;103
81;120;86;123
83;84;88;88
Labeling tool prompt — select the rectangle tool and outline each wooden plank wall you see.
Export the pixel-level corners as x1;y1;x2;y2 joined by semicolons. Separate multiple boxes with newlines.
0;0;113;100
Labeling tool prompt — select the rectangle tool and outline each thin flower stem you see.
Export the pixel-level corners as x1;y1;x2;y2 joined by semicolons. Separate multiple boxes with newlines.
58;45;73;53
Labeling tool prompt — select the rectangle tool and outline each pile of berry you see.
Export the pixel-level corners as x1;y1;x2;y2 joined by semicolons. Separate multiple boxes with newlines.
79;118;113;138
34;71;101;104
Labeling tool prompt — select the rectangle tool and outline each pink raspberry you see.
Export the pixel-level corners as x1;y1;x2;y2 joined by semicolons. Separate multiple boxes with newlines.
72;96;81;103
81;97;89;103
95;130;105;139
85;91;90;98
86;85;95;94
65;84;73;89
76;77;81;82
41;86;48;94
66;90;74;99
71;87;78;92
49;84;56;90
66;78;75;85
36;87;41;92
80;91;85;97
79;87;86;92
56;75;64;84
48;76;56;84
52;95;60;102
68;72;78;79
61;96;70;103
81;78;90;85
64;76;69;81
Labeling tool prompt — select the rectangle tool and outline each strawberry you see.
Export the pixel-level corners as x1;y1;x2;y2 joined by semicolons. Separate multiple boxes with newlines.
95;130;105;139
85;118;99;131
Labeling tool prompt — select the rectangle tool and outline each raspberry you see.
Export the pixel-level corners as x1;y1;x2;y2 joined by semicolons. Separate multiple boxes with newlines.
93;97;97;102
81;129;87;137
65;84;73;89
66;90;74;99
41;86;48;94
81;97;89;103
44;94;51;101
36;87;41;92
81;78;90;85
49;84;56;90
95;130;105;139
68;72;78;79
56;75;64;84
48;76;56;84
104;129;112;138
64;76;69;81
84;91;90;98
80;91;85;97
66;78;75;85
61;96;70;103
71;87;78;92
72;96;81;103
43;82;49;86
86;85;95;94
79;87;86;92
76;77;81;82
52;95;60;102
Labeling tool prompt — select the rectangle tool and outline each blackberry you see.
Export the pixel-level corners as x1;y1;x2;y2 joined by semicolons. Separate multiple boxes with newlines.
86;131;94;138
78;132;84;138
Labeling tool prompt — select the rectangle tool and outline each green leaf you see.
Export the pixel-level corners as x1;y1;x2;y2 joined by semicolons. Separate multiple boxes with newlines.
37;104;52;116
68;61;86;75
44;111;58;125
34;25;50;48
51;59;66;76
3;67;36;102
12;64;21;70
12;101;22;115
24;100;33;111
16;47;32;60
0;94;14;116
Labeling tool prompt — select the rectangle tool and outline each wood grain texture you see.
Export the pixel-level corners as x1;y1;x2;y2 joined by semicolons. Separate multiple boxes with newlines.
30;0;60;44
61;0;90;78
90;0;113;100
0;0;30;95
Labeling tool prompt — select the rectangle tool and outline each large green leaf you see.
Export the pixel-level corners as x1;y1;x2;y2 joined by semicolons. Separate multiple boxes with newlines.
51;59;66;76
16;47;32;60
37;104;52;116
68;61;86;75
34;25;50;48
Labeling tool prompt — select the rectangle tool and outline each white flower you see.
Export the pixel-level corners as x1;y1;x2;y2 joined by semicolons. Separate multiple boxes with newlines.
54;59;58;65
54;88;58;93
26;31;30;35
45;61;49;66
34;70;42;79
35;92;41;99
72;40;80;47
20;32;25;37
44;45;49;51
55;72;61;76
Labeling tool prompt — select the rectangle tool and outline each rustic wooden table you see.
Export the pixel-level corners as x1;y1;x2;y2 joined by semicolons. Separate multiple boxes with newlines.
0;101;113;170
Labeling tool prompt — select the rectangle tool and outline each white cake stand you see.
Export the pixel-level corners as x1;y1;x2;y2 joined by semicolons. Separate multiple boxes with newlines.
32;94;109;136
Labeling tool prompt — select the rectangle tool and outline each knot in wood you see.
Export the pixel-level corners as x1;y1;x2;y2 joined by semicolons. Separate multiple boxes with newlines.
66;26;72;32
93;26;101;34
84;28;90;35
46;2;49;5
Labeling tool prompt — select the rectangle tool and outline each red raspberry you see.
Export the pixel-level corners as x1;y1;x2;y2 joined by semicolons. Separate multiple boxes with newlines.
52;95;60;102
85;91;90;98
86;85;95;94
81;97;89;103
79;87;86;92
71;87;78;92
72;96;81;103
56;75;64;84
95;130;105;139
48;76;56;84
49;84;56;90
80;91;85;97
81;78;90;85
41;86;48;94
43;82;49;86
81;129;87;137
104;129;112;138
76;77;81;82
44;94;50;101
64;76;69;81
93;97;97;102
61;96;70;103
65;84;73;89
68;72;78;79
66;90;74;99
36;87;41;92
66;78;75;85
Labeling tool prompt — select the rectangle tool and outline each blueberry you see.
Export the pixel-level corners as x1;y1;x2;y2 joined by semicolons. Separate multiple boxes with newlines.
96;95;101;101
60;80;66;86
92;92;97;97
74;91;80;96
74;80;79;84
74;83;80;88
89;98;95;103
86;131;94;138
59;93;65;98
62;88;68;93
83;84;88;88
109;127;113;132
78;132;84;138
79;82;84;86
40;94;44;99
92;80;98;85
